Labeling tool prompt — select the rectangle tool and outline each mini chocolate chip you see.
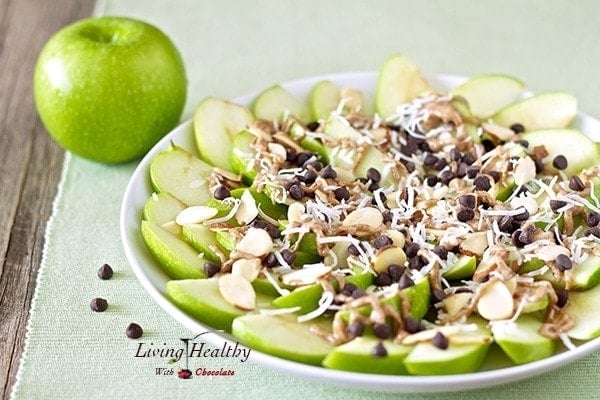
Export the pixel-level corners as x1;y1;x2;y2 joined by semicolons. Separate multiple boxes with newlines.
373;235;393;250
281;249;296;264
534;158;545;174
425;175;439;186
450;148;462;162
371;342;388;357
498;215;519;233
405;242;420;258
288;184;304;200
555;254;573;271
552;155;568;170
510;123;525;133
368;182;380;192
366;168;381;183
388;264;404;282
462;153;476;165
488;171;501;182
454;287;473;294
466;165;480;179
334;186;351;201
204;262;221;277
310;161;323;171
382;210;393;223
473;175;491;191
251;219;268;229
513;208;530;221
518;226;535;245
404;317;422;334
556;289;569;308
456;162;469;178
511;230;525;248
265;225;281;239
298;169;317;184
373;323;392;339
432;332;449;350
404;161;416;172
424;153;439;166
587;212;600;227
458;194;476;209
346;321;365;338
515;140;529;149
408;256;426;270
340;283;357;296
434;158;448;171
347;244;361;256
398;273;415;289
286;148;297;163
90;298;108;312
97;263;113;280
371;192;387;206
587;226;600;238
374;273;393;287
440;170;455;185
213;185;231;200
295;152;313;167
482;139;495;153
401;142;418;156
419;141;431;152
351;288;367;299
550;200;567;212
306;121;320;131
431;289;446;303
126;323;143;339
457;208;475;222
262;253;278;268
283;179;300;190
320;165;337;179
569;175;586;191
432;246;448;260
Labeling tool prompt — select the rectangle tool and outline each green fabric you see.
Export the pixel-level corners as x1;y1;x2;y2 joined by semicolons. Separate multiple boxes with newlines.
11;0;600;398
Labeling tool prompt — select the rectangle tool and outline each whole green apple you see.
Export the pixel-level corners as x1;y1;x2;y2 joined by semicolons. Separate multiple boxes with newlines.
33;16;187;163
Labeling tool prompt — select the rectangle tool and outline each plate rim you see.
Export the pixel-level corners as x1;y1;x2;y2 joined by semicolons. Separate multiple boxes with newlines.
120;70;600;393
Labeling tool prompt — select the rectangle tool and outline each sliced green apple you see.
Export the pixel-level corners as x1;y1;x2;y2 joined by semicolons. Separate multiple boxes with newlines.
492;92;577;131
322;337;412;374
375;54;430;118
442;255;476;280
309;80;342;120
181;223;227;264
566;282;600;340
451;74;524;118
231;314;334;365
402;276;431;319
230;187;287;220
193;97;254;170
230;130;258;185
571;254;600;290
141;220;206;280
143;192;186;225
251;85;311;123
491;314;555;364
149;143;214;206
272;283;323;314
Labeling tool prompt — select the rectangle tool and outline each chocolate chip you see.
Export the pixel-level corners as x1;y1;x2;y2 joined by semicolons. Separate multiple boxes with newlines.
374;273;393;287
251;219;268;229
534;158;545;174
518;226;535;245
458;194;476;209
351;288;367;299
424;153;439;166
498;215;519;233
90;298;108;312
449;148;462;162
454;287;473;294
408;256;426;270
398;273;415;289
513;208;530;221
286;148;297;163
516;139;529;148
466;165;480;179
213;185;231;200
510;123;525;133
556;289;569;308
373;235;393;250
440;170;455;185
295;152;313;167
569;175;586;191
432;246;448;260
366;167;381;183
346;321;365;338
334;186;351;201
552;155;568;170
388;264;404;282
283;179;299;190
405;242;420;258
488;171;501;183
310;161;323;171
306;121;320;131
482;139;495;153
97;263;113;280
550;200;567;212
265;224;281;239
462;153;476;165
586;226;600;238
262;253;278;268
587;212;600;227
204;262;221;277
368;182;380;192
404;317;422;334
288;183;304;200
126;323;143;339
431;289;446;303
320;165;337;179
382;210;393;223
371;342;388;358
432;332;449;350
473;175;491;191
456;162;469;178
340;283;357;297
511;230;525;248
298;169;317;184
373;323;392;339
403;161;416;172
434;158;448;171
347;244;361;256
457;208;475;222
281;249;296;265
555;254;573;271
425;175;439;186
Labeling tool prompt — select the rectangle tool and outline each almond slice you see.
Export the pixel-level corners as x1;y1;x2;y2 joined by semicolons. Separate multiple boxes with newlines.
235;190;259;224
513;156;536;186
510;193;538;215
536;244;569;262
287;202;305;225
160;220;182;236
231;257;262;282
175;206;219;225
218;274;256;310
280;264;331;286
343;207;383;229
477;280;514;321
267;142;287;162
235;227;273;257
481;122;515;141
372;247;407;273
384;229;406;248
459;232;488;257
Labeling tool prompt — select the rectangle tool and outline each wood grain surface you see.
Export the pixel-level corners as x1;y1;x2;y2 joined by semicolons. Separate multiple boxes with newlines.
0;0;95;397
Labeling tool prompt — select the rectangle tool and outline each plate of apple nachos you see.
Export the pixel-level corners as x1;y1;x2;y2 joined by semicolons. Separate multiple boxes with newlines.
121;54;600;392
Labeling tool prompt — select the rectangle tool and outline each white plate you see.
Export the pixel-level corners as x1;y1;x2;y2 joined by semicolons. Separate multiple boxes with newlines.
120;72;600;392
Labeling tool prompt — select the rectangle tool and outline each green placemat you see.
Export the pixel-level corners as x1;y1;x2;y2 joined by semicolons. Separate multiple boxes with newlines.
11;1;600;399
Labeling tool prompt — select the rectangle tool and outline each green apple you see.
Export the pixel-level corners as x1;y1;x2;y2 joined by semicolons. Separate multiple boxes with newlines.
492;92;577;131
141;220;206;279
143;192;186;225
181;223;227;264
272;283;323;314
33;16;186;163
443;255;476;280
491;315;556;364
229;188;287;220
309;80;342;120
375;53;430;118
566;282;600;340
451;74;524;118
251;85;311;123
322;337;412;374
230;130;258;185
231;314;334;365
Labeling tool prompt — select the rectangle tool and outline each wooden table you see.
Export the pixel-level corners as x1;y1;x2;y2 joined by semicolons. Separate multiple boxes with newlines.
0;1;95;397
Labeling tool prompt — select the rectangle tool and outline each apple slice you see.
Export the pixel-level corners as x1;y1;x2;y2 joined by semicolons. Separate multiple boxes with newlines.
492;92;577;131
272;283;323;314
451;74;524;118
251;85;311;123
566;282;600;340
141;220;206;279
491;315;556;364
149;143;214;206
571;254;600;290
230;130;258;185
375;54;430;118
322;337;412;374
229;187;287;220
193;97;254;170
309;80;342;120
520;129;600;176
143;192;186;225
442;255;476;280
181;223;227;264
231;314;334;365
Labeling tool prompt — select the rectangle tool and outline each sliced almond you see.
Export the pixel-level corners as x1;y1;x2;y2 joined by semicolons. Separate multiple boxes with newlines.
235;190;259;225
176;206;219;225
537;244;569;262
443;292;473;317
280;264;331;286
231;257;262;282
333;167;355;182
273;132;304;153
235;228;273;257
267;142;287;162
287;202;305;225
161;220;182;236
477;280;514;321
343;207;383;229
248;125;272;141
218;274;256;310
459;232;489;257
513;156;536;186
482;122;515;141
384;229;405;248
401;325;466;345
372;247;407;274
510;193;538;215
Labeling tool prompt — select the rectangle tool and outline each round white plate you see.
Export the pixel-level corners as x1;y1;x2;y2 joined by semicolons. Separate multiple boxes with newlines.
120;72;600;392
